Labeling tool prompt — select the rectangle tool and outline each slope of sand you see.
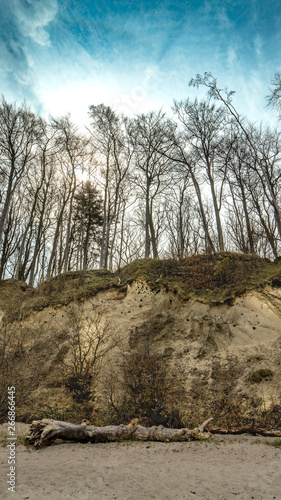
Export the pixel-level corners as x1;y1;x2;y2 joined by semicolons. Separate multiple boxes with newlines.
0;425;280;500
2;275;281;424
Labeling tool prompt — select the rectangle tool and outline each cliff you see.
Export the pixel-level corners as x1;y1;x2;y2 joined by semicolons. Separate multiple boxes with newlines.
1;252;281;429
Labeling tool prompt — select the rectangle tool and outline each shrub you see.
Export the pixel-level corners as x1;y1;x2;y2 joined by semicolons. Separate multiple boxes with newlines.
249;369;274;383
102;348;186;427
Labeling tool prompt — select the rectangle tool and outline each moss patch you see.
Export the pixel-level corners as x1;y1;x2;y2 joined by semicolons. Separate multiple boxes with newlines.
249;369;274;383
266;438;281;447
0;279;33;317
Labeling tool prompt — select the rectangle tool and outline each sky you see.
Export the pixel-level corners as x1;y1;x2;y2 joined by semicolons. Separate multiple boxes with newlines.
0;0;281;129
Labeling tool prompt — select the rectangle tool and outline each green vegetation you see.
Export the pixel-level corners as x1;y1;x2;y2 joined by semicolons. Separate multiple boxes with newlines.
249;369;274;383
0;269;120;322
0;279;32;313
2;252;281;321
118;252;281;303
266;438;281;447
102;349;185;427
37;269;119;307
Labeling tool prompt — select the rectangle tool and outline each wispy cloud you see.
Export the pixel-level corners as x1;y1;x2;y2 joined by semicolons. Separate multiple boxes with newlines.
0;0;279;129
0;0;58;106
254;34;263;58
12;0;58;46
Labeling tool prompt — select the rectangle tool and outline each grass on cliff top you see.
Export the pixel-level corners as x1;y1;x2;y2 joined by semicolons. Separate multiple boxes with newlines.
37;269;120;307
118;252;281;302
0;269;120;321
1;252;281;320
0;279;33;313
24;269;120;315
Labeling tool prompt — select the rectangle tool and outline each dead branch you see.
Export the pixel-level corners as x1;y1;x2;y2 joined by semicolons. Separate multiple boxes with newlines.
210;427;281;437
199;417;214;432
27;418;213;448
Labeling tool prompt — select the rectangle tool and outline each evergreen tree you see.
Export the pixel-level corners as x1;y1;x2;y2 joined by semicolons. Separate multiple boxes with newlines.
72;181;103;270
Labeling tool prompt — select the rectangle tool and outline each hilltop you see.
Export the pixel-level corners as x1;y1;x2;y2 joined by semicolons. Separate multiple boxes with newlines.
2;252;281;317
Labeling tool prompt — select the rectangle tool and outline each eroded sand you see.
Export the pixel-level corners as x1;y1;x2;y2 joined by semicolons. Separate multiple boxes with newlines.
0;425;280;500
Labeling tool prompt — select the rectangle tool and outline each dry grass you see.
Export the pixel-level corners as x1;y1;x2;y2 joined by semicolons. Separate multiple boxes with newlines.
118;252;281;303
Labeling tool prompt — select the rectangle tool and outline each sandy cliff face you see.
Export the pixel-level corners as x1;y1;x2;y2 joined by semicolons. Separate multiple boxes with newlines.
2;279;280;425
1;255;281;426
97;282;281;410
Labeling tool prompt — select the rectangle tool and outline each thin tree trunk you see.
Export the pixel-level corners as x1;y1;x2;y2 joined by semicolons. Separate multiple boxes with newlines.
190;170;216;254
0;167;14;245
208;173;224;251
28;186;49;286
118;203;126;269
46;201;67;279
100;155;110;269
108;199;121;271
148;201;159;259
64;175;76;273
178;189;185;258
240;182;255;254
145;176;151;258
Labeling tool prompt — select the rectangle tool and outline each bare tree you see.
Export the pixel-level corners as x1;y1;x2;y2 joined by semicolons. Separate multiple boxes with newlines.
267;73;281;115
173;99;227;251
0;98;41;246
50;115;89;273
88;105;133;269
126;111;172;258
62;305;119;408
190;72;281;252
150;113;216;253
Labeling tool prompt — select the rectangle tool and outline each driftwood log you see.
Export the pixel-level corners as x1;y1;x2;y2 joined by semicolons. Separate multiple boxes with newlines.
27;418;214;448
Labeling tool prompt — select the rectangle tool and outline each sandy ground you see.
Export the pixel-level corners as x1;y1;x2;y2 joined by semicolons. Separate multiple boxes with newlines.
0;425;280;500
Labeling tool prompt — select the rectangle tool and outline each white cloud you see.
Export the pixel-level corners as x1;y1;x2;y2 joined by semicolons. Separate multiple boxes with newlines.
227;47;237;67
12;0;58;46
254;34;263;58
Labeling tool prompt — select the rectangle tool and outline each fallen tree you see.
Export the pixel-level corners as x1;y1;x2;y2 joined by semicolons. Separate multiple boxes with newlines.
27;418;281;448
27;418;214;448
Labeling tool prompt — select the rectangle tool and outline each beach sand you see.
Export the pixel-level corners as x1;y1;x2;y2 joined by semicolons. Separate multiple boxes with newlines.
0;424;280;500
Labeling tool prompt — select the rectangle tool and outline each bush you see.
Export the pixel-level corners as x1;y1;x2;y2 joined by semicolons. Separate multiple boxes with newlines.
102;348;186;427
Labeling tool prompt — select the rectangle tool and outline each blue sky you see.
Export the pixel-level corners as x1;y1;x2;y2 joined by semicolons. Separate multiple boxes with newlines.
0;0;280;128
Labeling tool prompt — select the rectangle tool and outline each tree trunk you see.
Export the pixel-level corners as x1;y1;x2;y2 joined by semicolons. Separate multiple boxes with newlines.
190;170;216;253
240;182;255;254
0;166;14;245
28;186;49;286
46;201;67;279
27;418;213;448
208;172;224;252
99;155;110;269
64;175;76;273
148;203;159;259
118;203;126;269
145;178;151;258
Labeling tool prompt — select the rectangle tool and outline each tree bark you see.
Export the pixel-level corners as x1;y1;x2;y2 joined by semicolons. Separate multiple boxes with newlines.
0;166;14;245
27;418;213;448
